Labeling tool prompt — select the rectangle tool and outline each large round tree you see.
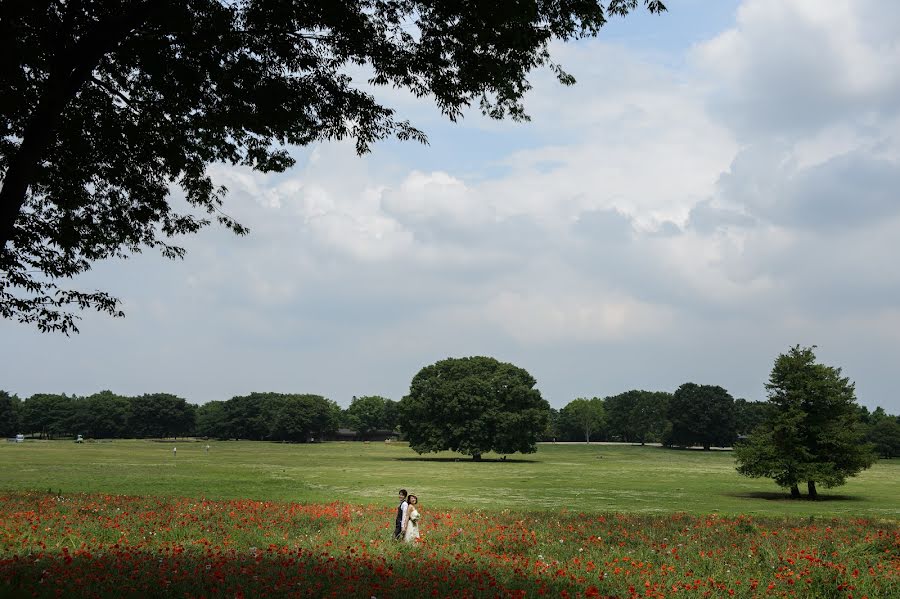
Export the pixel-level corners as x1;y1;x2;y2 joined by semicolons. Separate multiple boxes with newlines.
401;356;550;461
665;383;736;450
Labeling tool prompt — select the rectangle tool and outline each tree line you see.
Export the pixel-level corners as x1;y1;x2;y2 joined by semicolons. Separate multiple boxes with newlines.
2;359;898;461
550;386;898;459
1;384;898;458
0;390;401;443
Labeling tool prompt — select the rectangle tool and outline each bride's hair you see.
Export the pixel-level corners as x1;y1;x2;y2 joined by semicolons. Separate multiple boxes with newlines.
407;494;418;504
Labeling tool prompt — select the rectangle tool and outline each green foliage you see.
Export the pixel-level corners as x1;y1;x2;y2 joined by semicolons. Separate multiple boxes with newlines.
70;390;130;438
559;397;605;442
265;393;340;442
20;393;73;439
401;356;550;460
734;398;771;436
866;417;900;459
0;0;666;333
381;398;401;432
196;400;228;439
0;390;21;436
221;392;339;441
128;393;196;438
735;345;877;497
11;389;348;441
604;390;670;444
542;407;561;441
343;395;390;439
665;383;736;449
222;393;270;440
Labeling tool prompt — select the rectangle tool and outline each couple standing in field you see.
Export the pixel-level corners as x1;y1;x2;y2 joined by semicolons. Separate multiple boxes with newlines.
393;489;421;542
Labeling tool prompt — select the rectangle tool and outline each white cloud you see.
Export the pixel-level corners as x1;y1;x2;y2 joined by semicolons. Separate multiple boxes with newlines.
381;171;492;228
477;291;673;344
693;0;900;138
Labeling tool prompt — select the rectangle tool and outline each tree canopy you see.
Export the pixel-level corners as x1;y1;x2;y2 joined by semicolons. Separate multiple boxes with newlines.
0;390;21;437
342;395;396;440
604;389;670;444
264;393;341;442
0;0;666;333
734;345;876;499
664;383;735;450
558;397;605;443
400;356;550;460
218;391;340;441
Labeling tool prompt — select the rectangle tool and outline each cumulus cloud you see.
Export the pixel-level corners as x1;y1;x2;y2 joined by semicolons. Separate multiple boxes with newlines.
694;0;900;138
477;291;674;345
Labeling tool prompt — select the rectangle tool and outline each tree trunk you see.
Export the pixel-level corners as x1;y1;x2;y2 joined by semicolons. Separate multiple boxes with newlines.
703;442;710;450
807;480;818;500
472;453;481;461
0;87;65;252
790;484;801;498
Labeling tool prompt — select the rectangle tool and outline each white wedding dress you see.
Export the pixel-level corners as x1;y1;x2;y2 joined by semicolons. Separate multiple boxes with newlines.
404;507;420;542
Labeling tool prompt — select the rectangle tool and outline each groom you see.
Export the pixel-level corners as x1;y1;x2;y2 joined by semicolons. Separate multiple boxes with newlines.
393;489;408;540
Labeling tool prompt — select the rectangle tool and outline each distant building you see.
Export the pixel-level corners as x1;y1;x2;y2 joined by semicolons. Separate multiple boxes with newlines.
332;428;399;442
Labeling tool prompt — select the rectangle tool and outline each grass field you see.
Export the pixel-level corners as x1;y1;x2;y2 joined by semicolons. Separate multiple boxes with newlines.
1;440;898;517
1;441;898;597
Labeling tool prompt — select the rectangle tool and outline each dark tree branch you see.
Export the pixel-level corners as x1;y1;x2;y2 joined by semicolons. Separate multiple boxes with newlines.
0;0;158;255
89;75;141;114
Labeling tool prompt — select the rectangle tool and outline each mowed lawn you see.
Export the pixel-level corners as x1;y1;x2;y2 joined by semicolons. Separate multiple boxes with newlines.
1;440;898;517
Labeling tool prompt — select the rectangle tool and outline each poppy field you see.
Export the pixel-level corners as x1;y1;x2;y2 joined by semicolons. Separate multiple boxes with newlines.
0;491;897;598
1;441;898;597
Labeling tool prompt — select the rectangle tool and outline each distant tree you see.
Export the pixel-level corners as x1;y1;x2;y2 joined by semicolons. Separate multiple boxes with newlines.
222;393;271;440
734;398;771;436
560;397;605;443
543;407;562;441
603;390;668;443
267;394;340;442
1;0;666;333
343;395;388;440
196;400;228;439
628;391;670;445
604;391;636;442
665;383;736;450
0;390;21;436
735;345;876;498
855;404;873;425
400;356;549;461
865;410;900;459
72;390;130;438
129;393;195;438
20;393;73;439
382;398;401;433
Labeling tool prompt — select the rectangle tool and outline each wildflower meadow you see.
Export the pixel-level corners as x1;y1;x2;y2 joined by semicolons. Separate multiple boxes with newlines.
1;442;897;597
0;492;897;598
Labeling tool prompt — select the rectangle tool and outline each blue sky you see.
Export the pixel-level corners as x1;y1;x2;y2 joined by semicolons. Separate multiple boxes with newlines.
4;0;900;414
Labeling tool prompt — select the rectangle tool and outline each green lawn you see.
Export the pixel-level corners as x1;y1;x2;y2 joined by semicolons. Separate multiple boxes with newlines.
1;440;897;518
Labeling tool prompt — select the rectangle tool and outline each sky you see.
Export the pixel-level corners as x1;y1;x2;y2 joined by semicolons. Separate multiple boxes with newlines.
4;0;900;413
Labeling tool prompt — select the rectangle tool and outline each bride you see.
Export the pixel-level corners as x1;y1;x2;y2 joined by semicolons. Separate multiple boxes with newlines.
402;494;420;542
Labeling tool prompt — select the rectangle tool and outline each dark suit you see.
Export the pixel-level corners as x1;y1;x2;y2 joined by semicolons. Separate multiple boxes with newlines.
393;500;406;539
